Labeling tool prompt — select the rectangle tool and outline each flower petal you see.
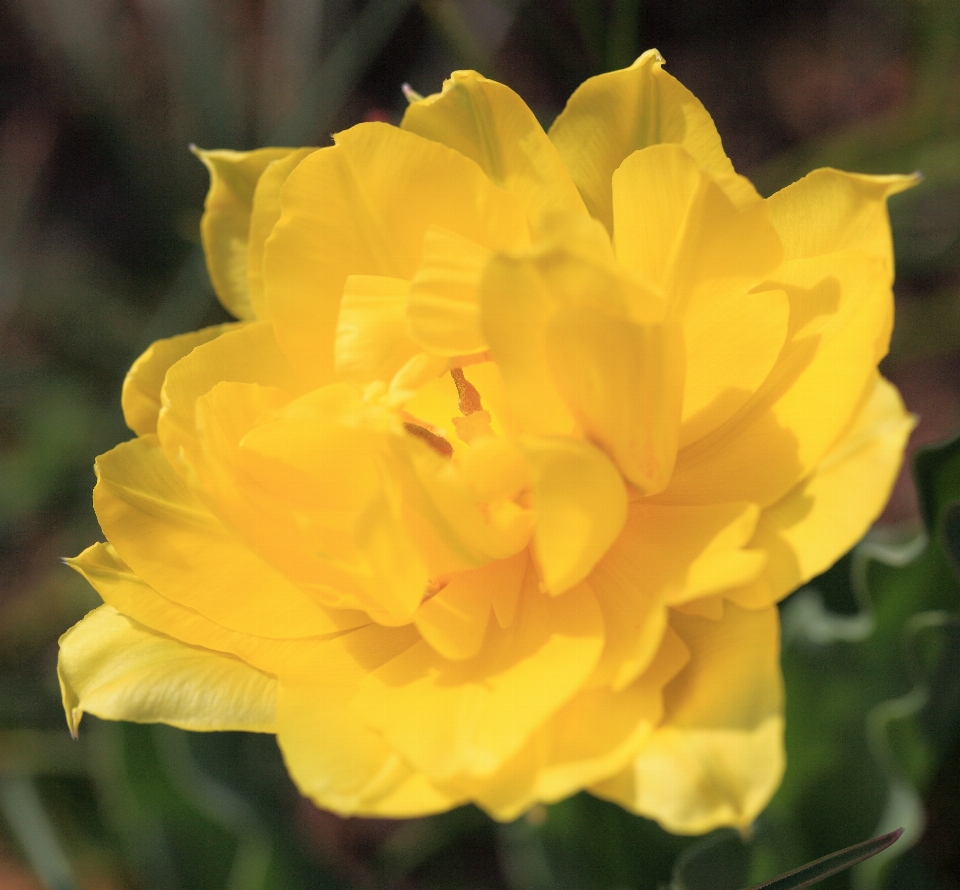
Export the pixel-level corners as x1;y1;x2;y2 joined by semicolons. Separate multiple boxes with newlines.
549;50;756;234
479;253;577;437
413;560;497;661
158;321;302;476
94;435;339;637
264;123;529;385
194;147;302;319
611;145;781;301
66;542;366;671
58;605;277;736
593;603;784;834
354;487;433;624
246;148;315;319
354;563;603;784
767;168;918;266
664;250;893;506
190;380;431;623
401;69;587;230
274;623;457;816
588;501;764;691
681;286;790;448
522;436;628;594
407;226;492;357
334;275;419;384
610;143;787;449
731;375;913;609
546;305;685;494
121;323;236;436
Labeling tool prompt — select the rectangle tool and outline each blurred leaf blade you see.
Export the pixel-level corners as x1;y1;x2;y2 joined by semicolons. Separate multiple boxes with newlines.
744;829;902;890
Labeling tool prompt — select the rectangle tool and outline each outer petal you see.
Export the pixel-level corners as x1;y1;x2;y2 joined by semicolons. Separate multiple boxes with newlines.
663;250;893;507
681;286;789;448
354;563;604;785
121;323;236;436
730;375;913;609
58;605;277;736
460;625;690;821
549;50;756;234
66;542;367;671
94;435;340;638
401;70;587;230
158;321;303;477
588;501;765;691
190;381;430;623
767;169;918;267
593;603;784;834
611;144;781;301
275;623;464;816
194;147;301;319
264;123;529;385
246;148;316;319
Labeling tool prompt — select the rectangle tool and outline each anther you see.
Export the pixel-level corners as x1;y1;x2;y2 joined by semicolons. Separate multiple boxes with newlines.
451;367;483;415
404;422;454;457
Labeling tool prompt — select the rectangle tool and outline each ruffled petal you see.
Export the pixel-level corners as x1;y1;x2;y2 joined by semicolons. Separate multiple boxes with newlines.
354;561;603;785
681;286;789;448
191;380;431;623
611;144;781;301
157;321;302;477
767;169;918;267
121;323;236;436
94;435;340;637
401;69;587;230
194;147;302;319
275;623;455;816
522;437;628;594
334;275;419;385
588;501;764;691
549;50;756;234
264;123;529;385
413;560;498;660
663;250;893;506
593;603;784;834
58;605;277;736
479;253;577;437
66;542;367;671
546;305;684;494
731;374;913;609
247;148;315;319
407;226;491;357
461;625;690;820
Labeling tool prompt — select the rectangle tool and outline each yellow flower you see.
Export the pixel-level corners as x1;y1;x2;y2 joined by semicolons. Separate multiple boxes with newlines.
59;51;915;834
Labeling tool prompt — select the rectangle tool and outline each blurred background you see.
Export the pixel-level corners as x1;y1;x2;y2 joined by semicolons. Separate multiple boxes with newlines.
2;0;960;887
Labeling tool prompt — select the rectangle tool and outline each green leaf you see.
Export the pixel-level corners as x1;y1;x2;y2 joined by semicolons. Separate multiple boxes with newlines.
913;433;960;537
743;830;903;890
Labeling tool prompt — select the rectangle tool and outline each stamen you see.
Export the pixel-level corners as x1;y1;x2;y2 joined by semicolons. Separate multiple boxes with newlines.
404;422;454;457
451;367;483;415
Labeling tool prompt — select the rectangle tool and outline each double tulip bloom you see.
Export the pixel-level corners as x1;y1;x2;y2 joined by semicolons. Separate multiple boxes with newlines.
59;51;913;834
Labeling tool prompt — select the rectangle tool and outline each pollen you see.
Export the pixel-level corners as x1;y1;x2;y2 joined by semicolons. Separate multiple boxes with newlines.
451;367;483;415
403;421;454;457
